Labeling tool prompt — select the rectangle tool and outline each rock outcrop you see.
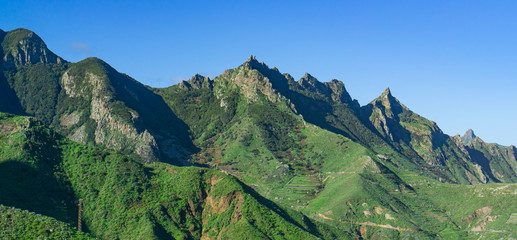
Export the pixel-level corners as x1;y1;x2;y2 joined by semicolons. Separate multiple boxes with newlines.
462;129;477;145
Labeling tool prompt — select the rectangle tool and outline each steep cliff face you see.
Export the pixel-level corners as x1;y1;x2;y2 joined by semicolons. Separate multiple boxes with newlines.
461;133;517;183
362;88;451;161
57;58;195;164
56;58;160;162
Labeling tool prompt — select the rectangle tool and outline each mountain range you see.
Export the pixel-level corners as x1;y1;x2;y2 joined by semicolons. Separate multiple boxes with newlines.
1;28;517;239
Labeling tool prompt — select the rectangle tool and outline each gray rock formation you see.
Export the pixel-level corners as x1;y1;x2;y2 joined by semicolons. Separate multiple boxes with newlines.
462;129;477;145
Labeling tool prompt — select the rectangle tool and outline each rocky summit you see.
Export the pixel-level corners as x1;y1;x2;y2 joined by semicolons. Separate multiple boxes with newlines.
1;28;517;239
462;128;477;145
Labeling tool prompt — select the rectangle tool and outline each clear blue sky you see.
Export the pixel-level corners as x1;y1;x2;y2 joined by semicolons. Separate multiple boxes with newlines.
2;1;517;145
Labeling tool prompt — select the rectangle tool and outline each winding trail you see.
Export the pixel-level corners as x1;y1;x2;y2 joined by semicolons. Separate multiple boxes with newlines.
318;213;419;232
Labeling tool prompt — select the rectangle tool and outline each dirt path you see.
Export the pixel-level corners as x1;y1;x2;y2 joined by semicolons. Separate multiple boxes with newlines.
318;213;419;232
325;171;362;174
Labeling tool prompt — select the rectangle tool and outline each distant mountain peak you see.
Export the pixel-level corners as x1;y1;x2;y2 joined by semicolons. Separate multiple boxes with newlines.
243;54;264;66
462;129;477;145
372;87;400;107
465;129;476;138
298;72;322;88
246;54;256;60
1;28;65;68
283;73;295;82
179;73;212;89
302;72;314;79
242;55;270;71
381;87;392;98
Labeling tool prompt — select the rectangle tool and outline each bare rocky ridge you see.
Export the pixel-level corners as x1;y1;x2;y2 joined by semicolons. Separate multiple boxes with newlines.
179;74;213;90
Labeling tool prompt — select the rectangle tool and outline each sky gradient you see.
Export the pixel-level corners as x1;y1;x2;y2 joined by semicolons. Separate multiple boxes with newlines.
1;1;516;145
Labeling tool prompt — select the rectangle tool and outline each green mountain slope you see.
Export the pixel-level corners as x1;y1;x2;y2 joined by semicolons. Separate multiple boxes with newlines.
0;205;92;239
155;58;450;238
156;56;517;238
362;88;487;184
401;172;517;239
0;28;193;164
458;130;517;183
0;112;346;239
2;28;517;239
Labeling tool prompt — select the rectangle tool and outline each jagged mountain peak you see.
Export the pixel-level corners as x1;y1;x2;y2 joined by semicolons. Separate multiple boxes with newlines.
370;87;407;111
298;72;320;87
179;73;213;90
190;73;209;81
464;129;476;139
242;54;269;70
283;73;295;82
377;87;397;104
462;129;480;145
298;72;327;92
245;54;257;62
301;72;315;80
381;87;392;98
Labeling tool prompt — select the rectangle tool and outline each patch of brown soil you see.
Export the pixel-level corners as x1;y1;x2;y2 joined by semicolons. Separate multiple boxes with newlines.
374;206;384;214
359;226;368;238
0;122;19;134
206;176;223;188
205;191;244;219
317;213;418;232
165;165;177;174
463;206;496;231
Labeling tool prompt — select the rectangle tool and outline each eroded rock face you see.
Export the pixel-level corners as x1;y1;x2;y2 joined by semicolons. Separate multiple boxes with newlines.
59;111;81;128
179;74;213;90
361;88;489;184
462;129;477;145
60;72;85;98
463;137;517;183
298;72;331;96
214;62;285;105
61;69;160;163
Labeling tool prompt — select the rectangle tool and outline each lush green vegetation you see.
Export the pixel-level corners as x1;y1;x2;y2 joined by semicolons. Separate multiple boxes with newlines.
156;58;517;239
1;28;34;54
156;83;238;147
0;205;92;239
0;113;347;239
248;102;300;152
3;28;517;239
3;63;66;124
